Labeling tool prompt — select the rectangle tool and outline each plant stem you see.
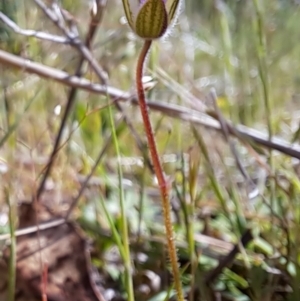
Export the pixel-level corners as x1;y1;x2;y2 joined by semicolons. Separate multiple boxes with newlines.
136;40;184;301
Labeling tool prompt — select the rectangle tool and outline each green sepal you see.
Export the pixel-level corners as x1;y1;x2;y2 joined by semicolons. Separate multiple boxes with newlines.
166;0;180;24
122;0;135;30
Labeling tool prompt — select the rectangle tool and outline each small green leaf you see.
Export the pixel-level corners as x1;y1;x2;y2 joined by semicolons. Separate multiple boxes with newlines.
135;0;168;39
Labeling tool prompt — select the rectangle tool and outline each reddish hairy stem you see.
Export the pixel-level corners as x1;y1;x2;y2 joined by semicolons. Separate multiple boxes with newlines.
136;40;184;301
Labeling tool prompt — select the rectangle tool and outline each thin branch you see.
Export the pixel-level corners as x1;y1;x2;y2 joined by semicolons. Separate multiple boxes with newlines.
205;228;254;284
0;49;115;95
35;0;108;199
34;0;108;84
210;89;258;199
0;218;65;242
0;12;71;44
1;49;300;160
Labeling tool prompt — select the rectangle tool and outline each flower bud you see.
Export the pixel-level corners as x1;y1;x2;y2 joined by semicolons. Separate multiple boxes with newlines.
121;0;181;40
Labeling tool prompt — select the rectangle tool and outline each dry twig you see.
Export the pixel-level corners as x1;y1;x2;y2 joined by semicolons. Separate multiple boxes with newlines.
0;12;70;44
1;49;300;160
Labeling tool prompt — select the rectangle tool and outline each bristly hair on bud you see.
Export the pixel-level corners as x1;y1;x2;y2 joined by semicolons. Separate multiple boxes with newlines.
121;0;181;40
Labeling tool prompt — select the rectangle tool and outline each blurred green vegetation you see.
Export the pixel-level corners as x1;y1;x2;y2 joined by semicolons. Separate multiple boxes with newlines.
1;0;300;300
